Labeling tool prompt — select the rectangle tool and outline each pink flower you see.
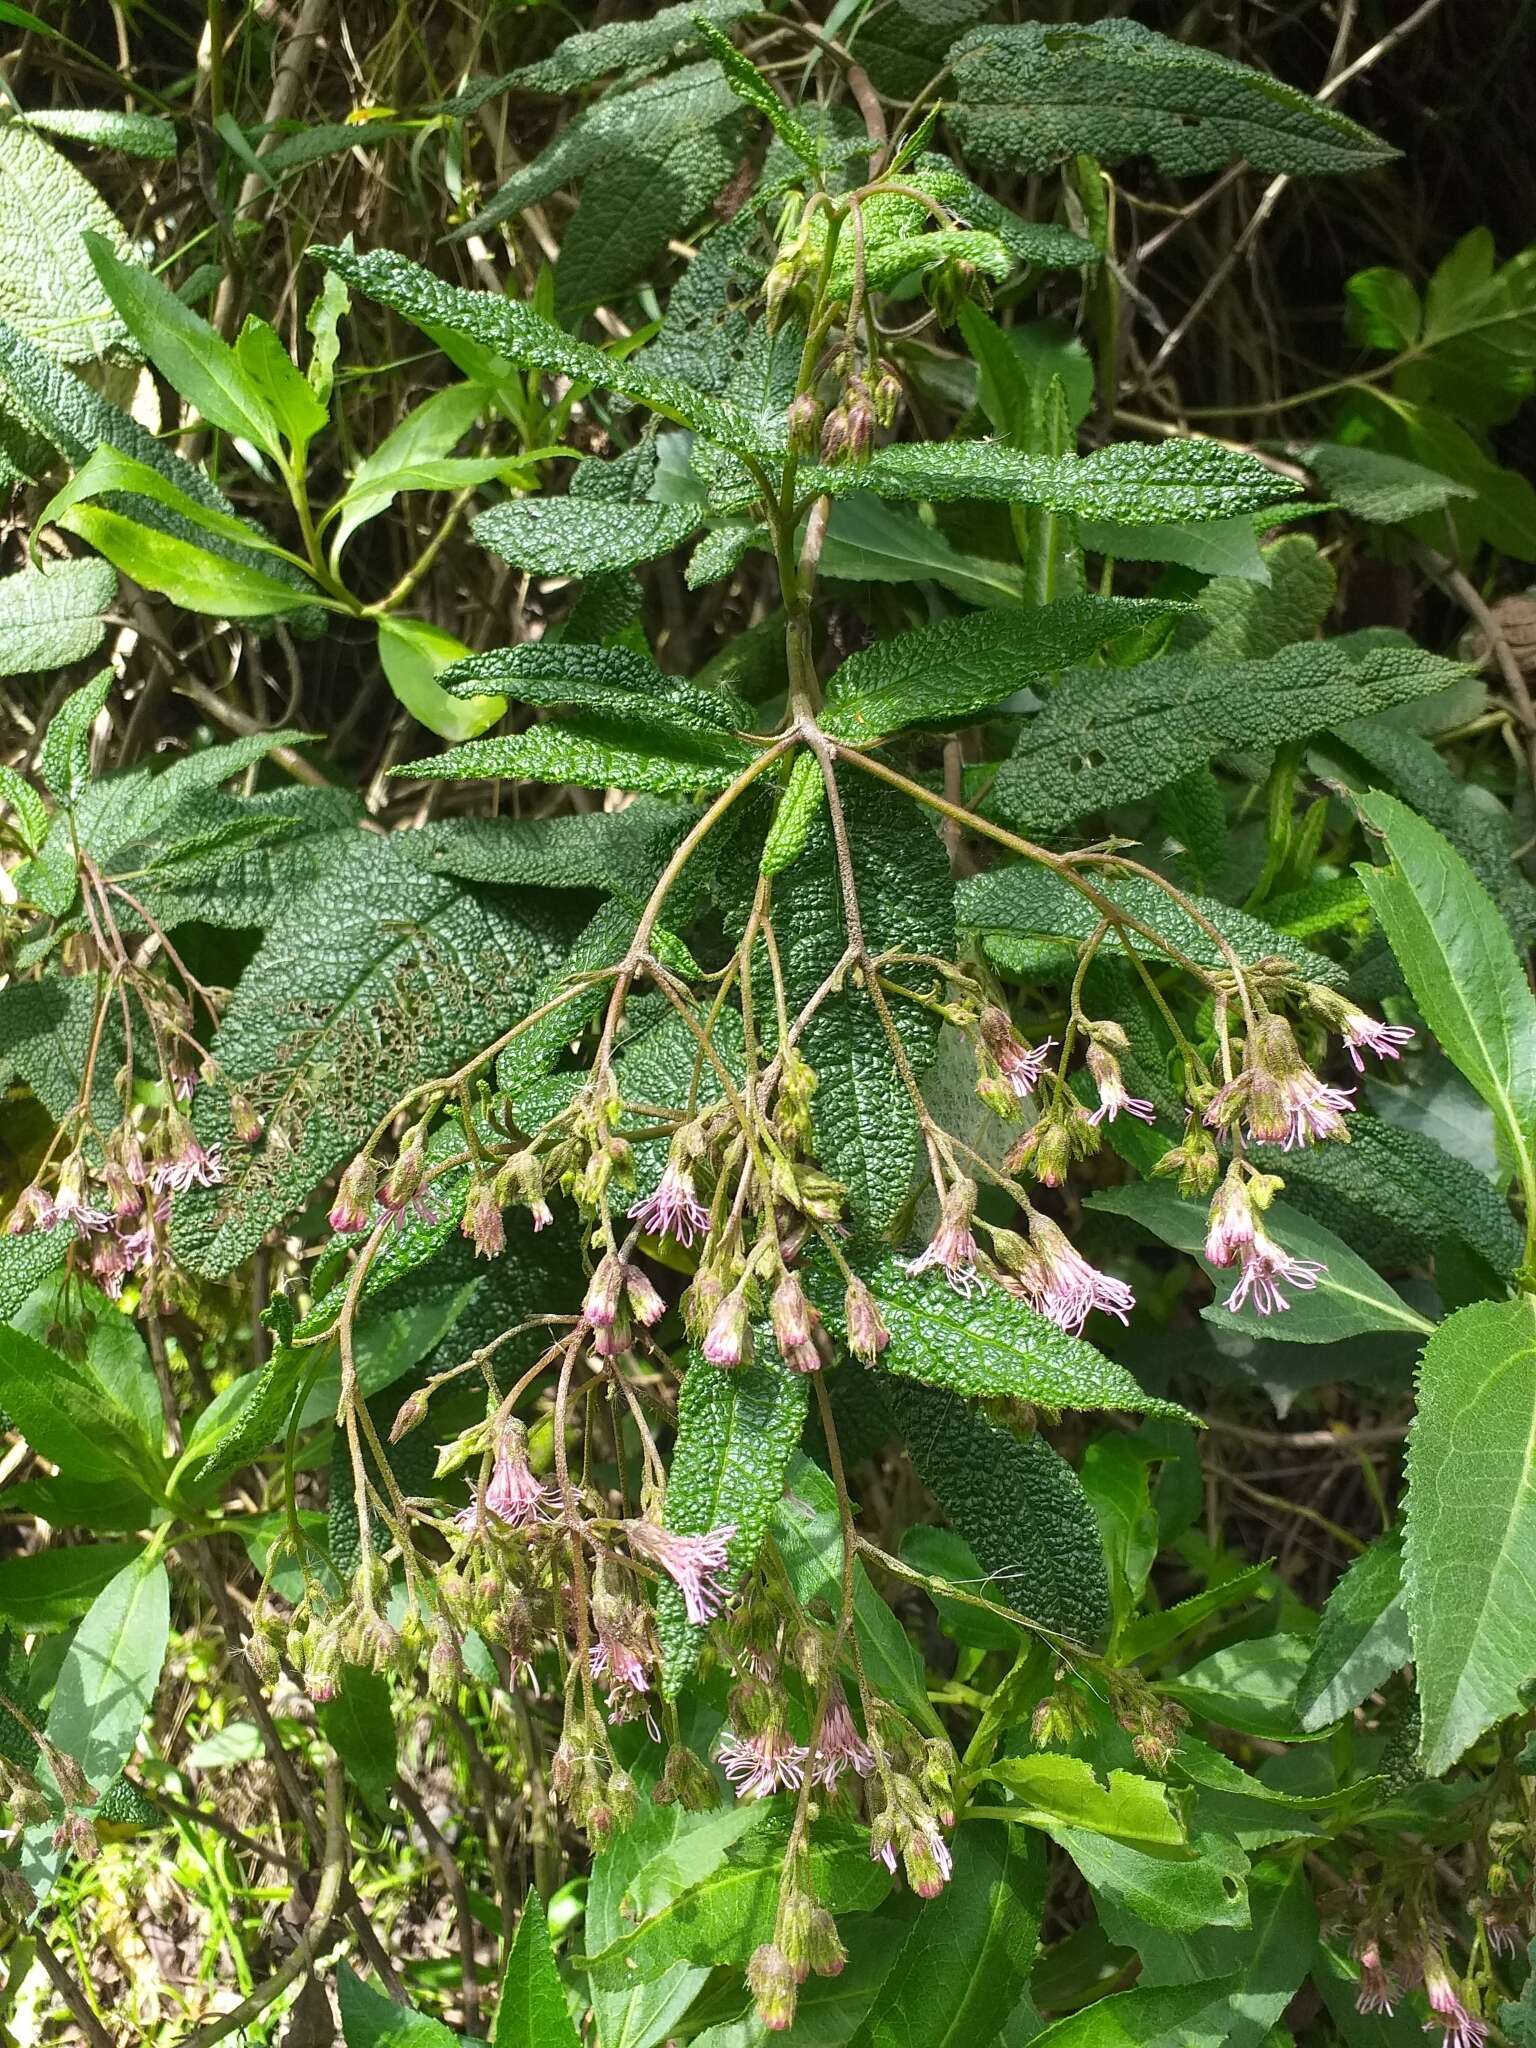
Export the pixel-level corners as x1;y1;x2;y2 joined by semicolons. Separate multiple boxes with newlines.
903;1180;982;1297
477;1430;556;1528
1341;1010;1416;1073
152;1115;224;1195
717;1725;809;1800
813;1691;875;1789
625;1519;735;1625
630;1163;710;1248
1424;1962;1487;2048
329;1154;376;1233
590;1628;650;1698
1353;1940;1397;2016
1279;1072;1355;1150
1203;1172;1257;1268
1011;1215;1134;1335
5;1182;56;1235
703;1286;750;1367
1086;1042;1155;1126
1223;1227;1326;1317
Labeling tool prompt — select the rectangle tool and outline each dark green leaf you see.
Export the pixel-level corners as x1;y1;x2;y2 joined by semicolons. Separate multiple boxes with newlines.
1297;1531;1410;1732
473;496;701;576
494;1891;581;2048
0;1542;144;1633
317;1664;396;1818
339;1965;464;2047
0;556;115;676
396;716;759;800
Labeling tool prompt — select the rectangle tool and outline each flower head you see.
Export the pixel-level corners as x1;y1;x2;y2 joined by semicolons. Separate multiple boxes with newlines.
1353;1940;1397;2017
6;1182;56;1235
1203;1168;1259;1268
1423;1960;1488;2048
717;1723;809;1800
1086;1039;1156;1126
630;1159;710;1248
460;1427;555;1531
461;1178;506;1261
1205;1015;1354;1150
812;1690;875;1789
1223;1224;1326;1317
903;1179;981;1296
52;1158;112;1236
150;1113;223;1195
703;1284;751;1368
844;1277;889;1362
625;1519;735;1625
329;1153;376;1234
1341;1009;1416;1073
979;1007;1056;1101
1010;1214;1134;1336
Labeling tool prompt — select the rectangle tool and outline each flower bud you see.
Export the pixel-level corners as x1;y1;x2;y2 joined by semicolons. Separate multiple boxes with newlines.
229;1091;264;1145
747;1943;798;2032
461;1177;506;1260
389;1388;430;1442
655;1742;721;1811
330;1153;377;1233
786;390;821;455
818;404;851;465
844;1277;889;1362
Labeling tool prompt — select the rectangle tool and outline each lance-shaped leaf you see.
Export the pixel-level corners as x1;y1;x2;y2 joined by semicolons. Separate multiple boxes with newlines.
912;152;1100;270
396;716;759;800
1090;1182;1435;1345
484;0;754;96
780;436;1299;524
842;1824;1044;2048
990;640;1469;832
692;15;821;168
983;1753;1186;1849
947;19;1395;178
851;1254;1197;1419
1028;1975;1243;2048
338;1969;463;2047
0;556;115;676
957;862;1346;988
656;1351;808;1694
312;243;775;456
886;1378;1112;1647
1404;1295;1536;1775
820;595;1179;743
0;1543;145;1635
473;496;701;576
494;1892;580;2048
439;639;746;732
17;108;178;157
1296;1530;1410;1732
1357;791;1536;1206
170;835;574;1276
43;1551;169;1805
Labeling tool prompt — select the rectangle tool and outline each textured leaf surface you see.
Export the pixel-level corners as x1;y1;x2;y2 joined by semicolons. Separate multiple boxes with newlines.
888;1378;1112;1646
554;114;739;316
1174;532;1337;662
439;639;745;732
497;0;755;94
1403;1296;1536;1775
0;122;132;360
315;244;772;456
1296;1531;1409;1732
1302;441;1473;524
959;862;1345;987
1357;792;1536;1191
769;773;953;1232
0;556;115;676
788;436;1298;524
397;716;757;800
861;1254;1195;1419
172;836;572;1275
1091;1183;1434;1345
473;496;700;576
657;1353;808;1694
991;642;1468;832
821;596;1178;743
948;20;1394;178
843;1823;1043;2048
399;803;688;895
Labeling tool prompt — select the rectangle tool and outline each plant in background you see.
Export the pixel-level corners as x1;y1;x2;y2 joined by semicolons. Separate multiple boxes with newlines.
2;5;1536;2046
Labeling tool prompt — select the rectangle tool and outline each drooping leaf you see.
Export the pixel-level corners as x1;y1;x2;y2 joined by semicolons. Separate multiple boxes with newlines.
554;114;741;317
485;0;755;96
657;1351;808;1693
1357;791;1536;1201
60;503;321;620
376;616;505;743
1301;441;1474;525
1051;1827;1249;1936
0;123;134;361
1296;1531;1410;1732
0;556;116;676
16;108;178;158
1403;1295;1536;1775
438;639;746;733
1174;532;1337;662
990;640;1469;833
820;596;1178;743
948;20;1394;178
692;16;821;169
0;1321;165;1496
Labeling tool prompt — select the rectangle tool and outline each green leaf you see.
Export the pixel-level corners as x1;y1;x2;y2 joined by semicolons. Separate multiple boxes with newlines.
1118;1560;1273;1666
820;495;1026;608
339;1965;464;2047
438;640;746;734
0;1219;72;1316
760;750;826;877
0;123;135;361
313;243;772;457
948;20;1394;177
317;1664;396;1818
494;1892;581;2048
397;716;758;800
1296;1530;1410;1732
233;313;327;454
1028;1975;1243;2048
1175;533;1337;662
332;382;486;556
0;556;115;676
0;1319;165;1495
1080;1432;1161;1630
1162;1635;1314;1739
657;1352;808;1694
44;1552;169;1802
1090;1182;1435;1344
1345;267;1421;351
58;502;320;620
767;772;953;1232
991;640;1468;833
691;15;820;168
556;112;741;318
1055;1827;1249;1935
171;834;573;1275
887;1379;1112;1646
860;1253;1197;1420
578;1815;890;1986
984;1754;1186;1849
820;596;1178;743
489;0;754;95
1357;791;1536;1203
18;108;178;158
38;442;303;562
0;761;46;852
1301;442;1473;525
39;665;112;804
84;233;282;453
1403;1294;1536;1774
1078;512;1268;583
791;437;1298;525
377;617;505;743
473;496;701;576
1119;1858;1318;2048
959;862;1346;989
915;156;1100;272
843;1823;1043;2048
0;1542;144;1633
